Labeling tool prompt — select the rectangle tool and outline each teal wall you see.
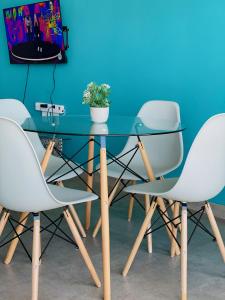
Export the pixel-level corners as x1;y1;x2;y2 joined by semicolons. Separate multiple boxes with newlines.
0;0;224;203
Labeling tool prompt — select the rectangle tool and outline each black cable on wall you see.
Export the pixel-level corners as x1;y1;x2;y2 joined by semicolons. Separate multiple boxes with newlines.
22;64;30;104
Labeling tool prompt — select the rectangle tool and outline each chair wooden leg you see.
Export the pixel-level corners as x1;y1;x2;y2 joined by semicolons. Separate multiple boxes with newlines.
0;210;10;236
86;136;95;230
0;210;10;241
85;202;92;231
32;213;40;300
128;194;134;222
128;181;136;222
205;202;225;262
168;199;175;214
4;212;29;264
157;197;180;256
64;208;101;288
138;142;180;256
69;205;86;238
92;179;120;238
122;199;157;277
181;203;188;300
144;195;152;254
171;201;180;257
57;182;86;238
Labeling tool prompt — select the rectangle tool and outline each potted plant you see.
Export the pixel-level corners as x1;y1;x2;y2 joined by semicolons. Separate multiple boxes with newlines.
82;82;111;123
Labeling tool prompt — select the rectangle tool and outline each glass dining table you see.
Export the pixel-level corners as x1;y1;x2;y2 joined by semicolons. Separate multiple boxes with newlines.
21;114;185;300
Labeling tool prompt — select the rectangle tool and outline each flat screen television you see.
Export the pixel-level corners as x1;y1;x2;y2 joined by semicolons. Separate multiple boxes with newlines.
3;0;67;64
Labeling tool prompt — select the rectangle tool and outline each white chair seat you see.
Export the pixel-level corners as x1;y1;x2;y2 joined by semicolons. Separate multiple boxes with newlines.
125;177;178;195
49;184;98;206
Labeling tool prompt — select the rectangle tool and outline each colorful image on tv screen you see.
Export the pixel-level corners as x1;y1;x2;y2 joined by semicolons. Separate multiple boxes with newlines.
3;0;66;64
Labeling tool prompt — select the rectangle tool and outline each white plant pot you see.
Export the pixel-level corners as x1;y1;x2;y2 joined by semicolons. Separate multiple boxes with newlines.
90;107;109;123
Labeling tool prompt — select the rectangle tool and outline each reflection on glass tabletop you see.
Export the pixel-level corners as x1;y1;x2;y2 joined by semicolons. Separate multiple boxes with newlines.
22;114;185;137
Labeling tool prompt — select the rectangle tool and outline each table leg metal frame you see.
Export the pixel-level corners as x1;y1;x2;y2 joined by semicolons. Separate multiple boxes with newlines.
45;138;147;191
44;138;149;239
0;210;79;262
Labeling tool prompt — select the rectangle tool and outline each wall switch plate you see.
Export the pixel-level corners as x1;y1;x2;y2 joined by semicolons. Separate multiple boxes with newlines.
35;102;65;116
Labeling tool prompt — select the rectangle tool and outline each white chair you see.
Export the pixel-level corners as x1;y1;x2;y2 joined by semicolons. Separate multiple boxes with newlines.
0;117;101;300
106;100;183;182
0;98;88;260
93;101;183;255
123;114;225;300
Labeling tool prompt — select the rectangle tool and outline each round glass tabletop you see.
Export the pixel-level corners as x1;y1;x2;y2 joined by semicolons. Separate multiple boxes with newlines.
22;114;185;137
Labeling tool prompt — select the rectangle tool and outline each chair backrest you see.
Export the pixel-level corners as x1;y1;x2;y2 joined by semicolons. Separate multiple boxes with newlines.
0;99;46;161
120;100;183;177
0;117;58;212
166;114;225;202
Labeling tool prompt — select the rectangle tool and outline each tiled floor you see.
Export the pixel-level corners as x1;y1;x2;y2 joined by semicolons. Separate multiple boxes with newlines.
0;180;225;300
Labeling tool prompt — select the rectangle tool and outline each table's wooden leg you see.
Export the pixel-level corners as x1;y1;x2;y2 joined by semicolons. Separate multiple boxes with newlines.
92;179;120;238
181;203;188;300
122;199;157;277
144;195;152;253
86;136;95;230
64;208;101;288
205;202;225;262
4;140;55;264
100;136;111;300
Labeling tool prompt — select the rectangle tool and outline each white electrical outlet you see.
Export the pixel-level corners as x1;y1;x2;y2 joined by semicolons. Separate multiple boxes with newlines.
35;102;65;116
